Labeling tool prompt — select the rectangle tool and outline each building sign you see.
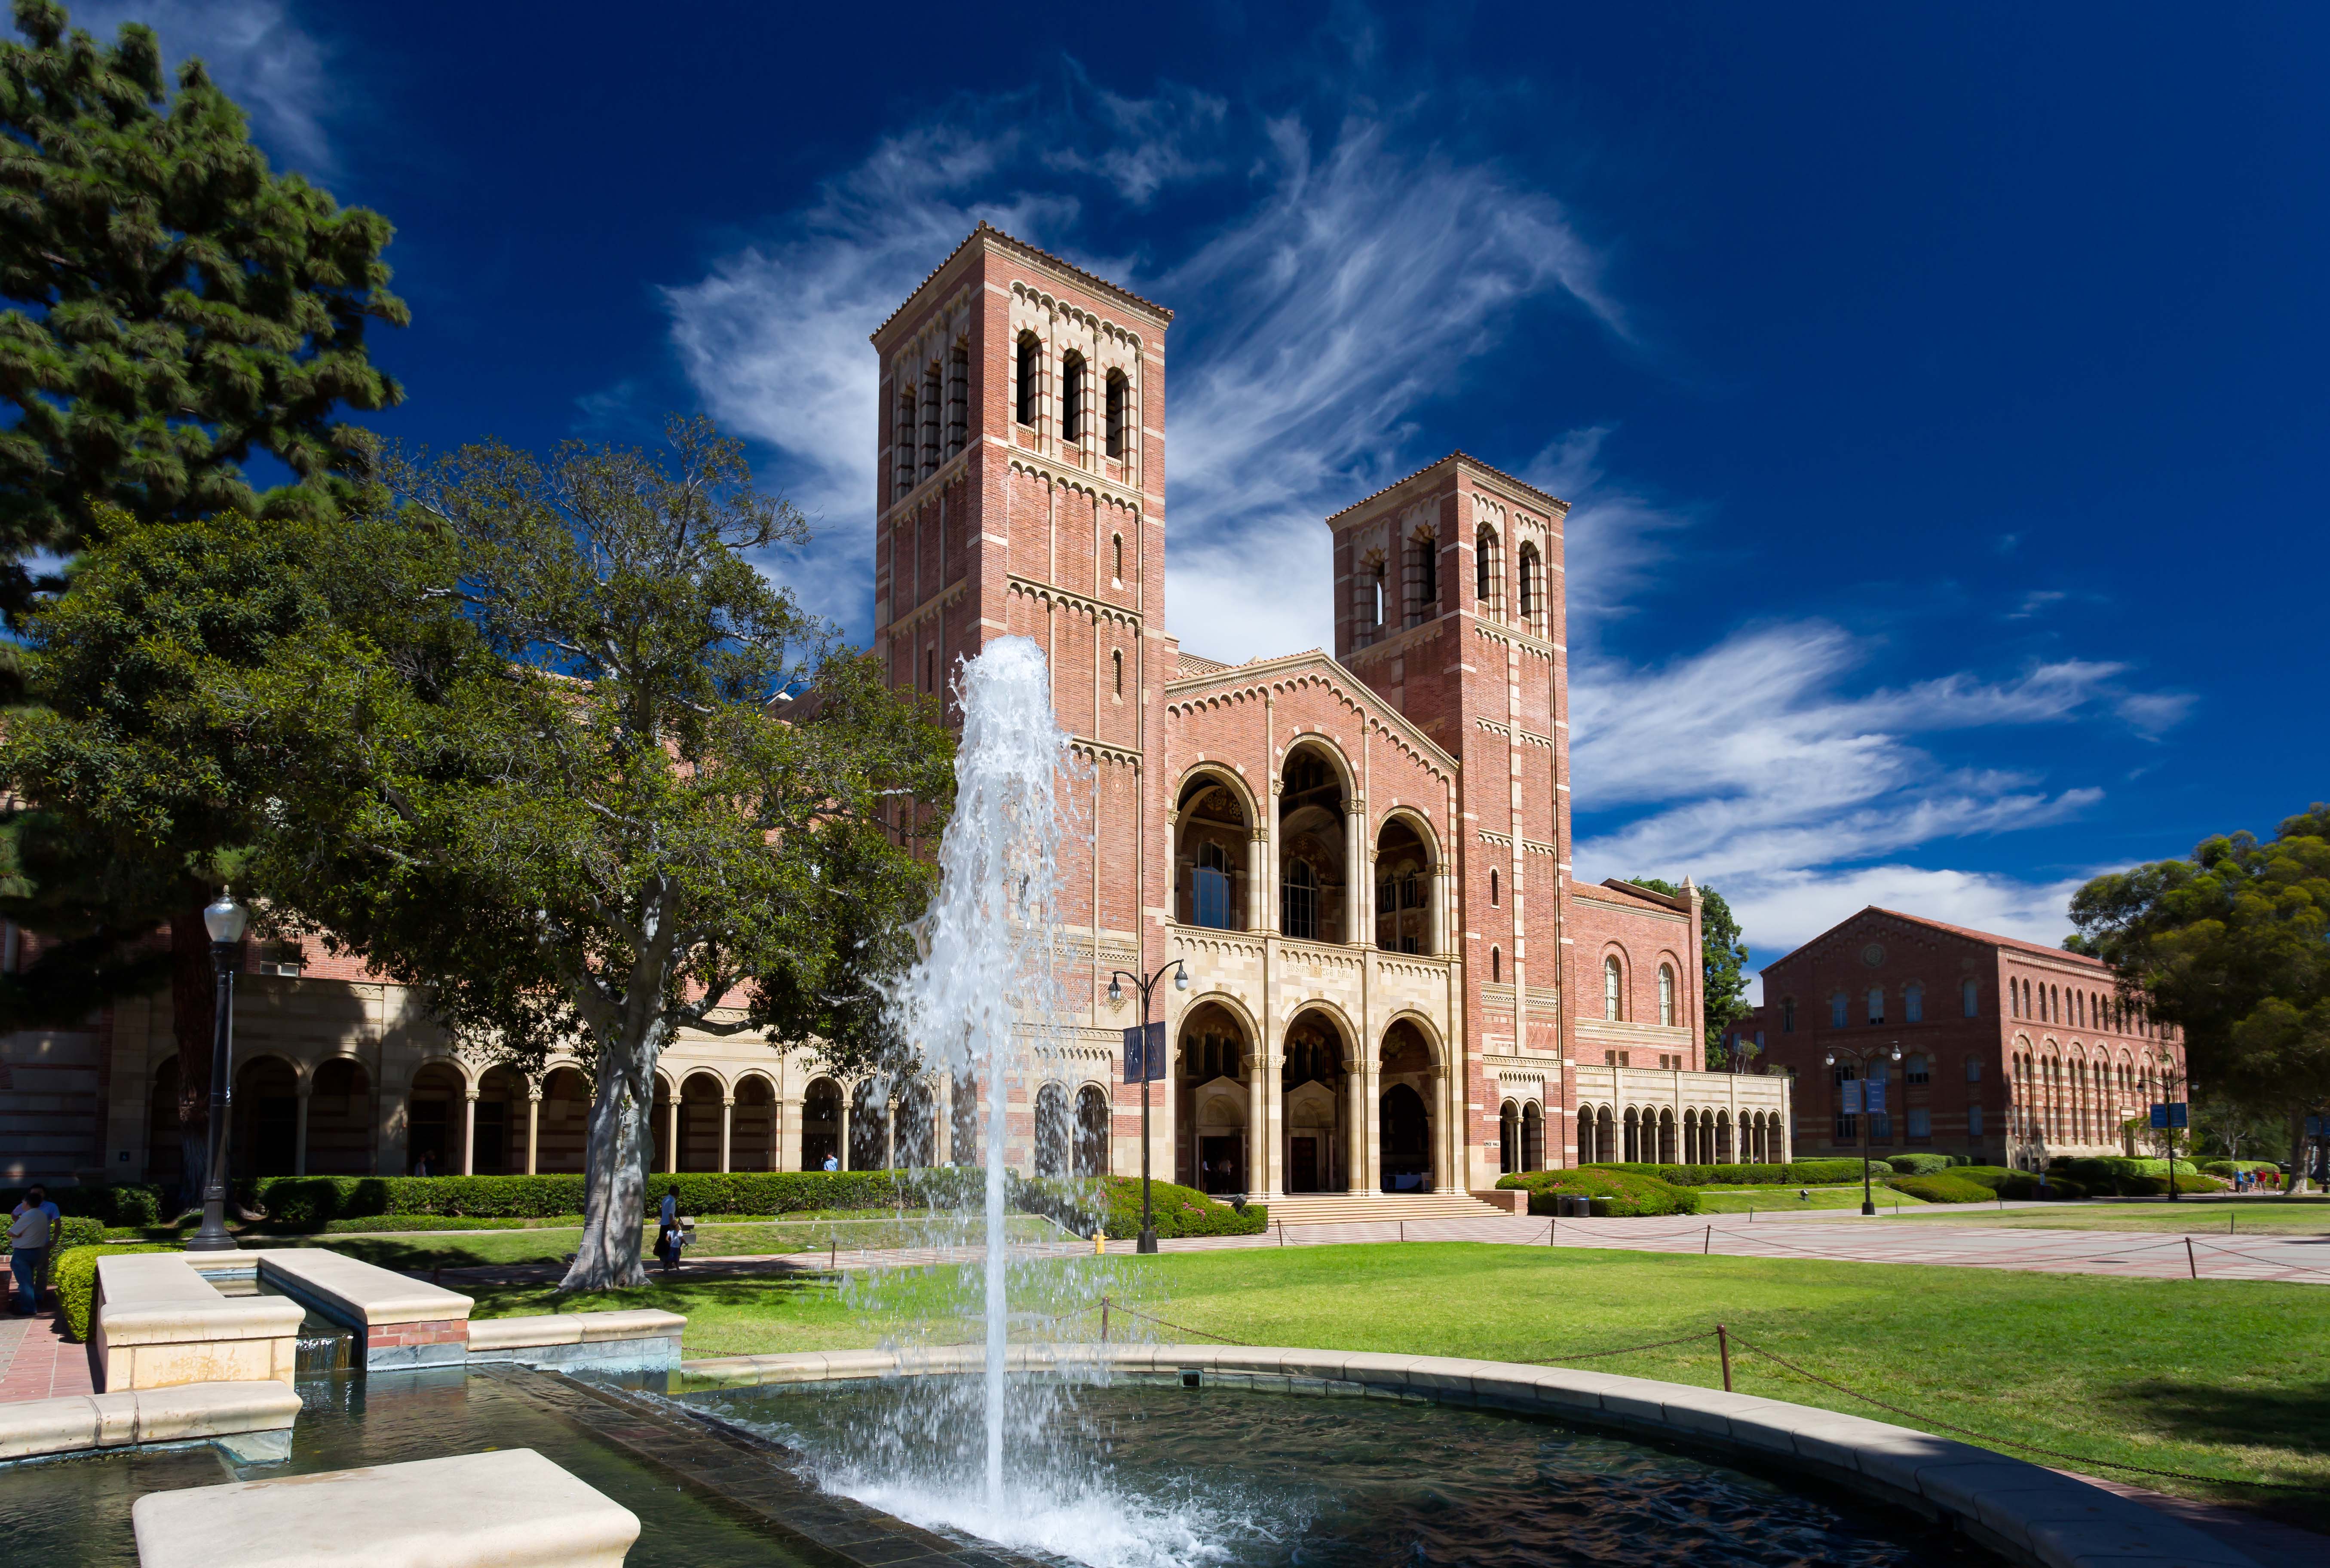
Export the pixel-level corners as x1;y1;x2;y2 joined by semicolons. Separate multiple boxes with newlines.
1122;1021;1166;1084
1840;1081;1862;1115
2149;1102;2188;1130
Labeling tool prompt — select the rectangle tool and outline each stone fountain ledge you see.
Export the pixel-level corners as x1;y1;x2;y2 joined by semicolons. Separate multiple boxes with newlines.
0;1381;299;1464
682;1343;2260;1568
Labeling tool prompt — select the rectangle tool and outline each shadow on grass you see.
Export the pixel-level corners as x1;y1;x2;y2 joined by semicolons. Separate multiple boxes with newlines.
470;1274;833;1314
2110;1378;2330;1468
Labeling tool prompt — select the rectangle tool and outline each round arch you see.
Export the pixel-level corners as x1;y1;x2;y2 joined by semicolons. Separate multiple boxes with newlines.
800;1076;843;1171
1276;732;1358;797
1378;1008;1447;1069
1172;760;1260;826
230;1054;302;1178
1073;1081;1111;1177
536;1064;592;1175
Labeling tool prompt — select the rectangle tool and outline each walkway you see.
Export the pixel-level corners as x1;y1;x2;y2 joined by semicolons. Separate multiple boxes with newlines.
1153;1212;2330;1283
0;1309;95;1403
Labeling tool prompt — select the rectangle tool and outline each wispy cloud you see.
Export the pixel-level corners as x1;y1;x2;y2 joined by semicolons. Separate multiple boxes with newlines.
660;76;1622;655
72;1;336;176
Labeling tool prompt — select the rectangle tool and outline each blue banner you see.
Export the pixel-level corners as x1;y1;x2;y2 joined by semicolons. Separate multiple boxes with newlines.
1122;1021;1166;1084
2149;1102;2188;1129
1864;1077;1886;1114
1839;1081;1862;1115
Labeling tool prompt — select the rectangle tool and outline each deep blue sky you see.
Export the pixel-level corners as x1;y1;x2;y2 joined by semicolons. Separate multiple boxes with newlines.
80;3;2328;980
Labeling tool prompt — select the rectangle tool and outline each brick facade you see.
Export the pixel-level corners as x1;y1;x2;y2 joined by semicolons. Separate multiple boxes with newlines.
1748;907;2186;1170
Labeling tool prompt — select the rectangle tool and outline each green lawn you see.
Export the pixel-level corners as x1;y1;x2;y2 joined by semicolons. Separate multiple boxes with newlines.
1876;1197;2330;1234
460;1240;2330;1526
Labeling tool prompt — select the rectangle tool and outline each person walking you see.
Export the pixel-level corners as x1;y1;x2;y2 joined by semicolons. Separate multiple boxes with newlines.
8;1193;53;1315
822;1152;838;1172
655;1190;684;1275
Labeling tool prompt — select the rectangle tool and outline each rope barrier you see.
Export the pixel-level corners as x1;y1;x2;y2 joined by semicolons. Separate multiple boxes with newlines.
1723;1332;2313;1492
1098;1298;1249;1345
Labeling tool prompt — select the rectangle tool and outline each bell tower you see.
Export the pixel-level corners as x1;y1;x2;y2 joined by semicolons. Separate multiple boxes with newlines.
870;224;1175;1163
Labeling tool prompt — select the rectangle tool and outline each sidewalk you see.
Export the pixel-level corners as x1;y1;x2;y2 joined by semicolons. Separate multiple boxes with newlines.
0;1306;95;1404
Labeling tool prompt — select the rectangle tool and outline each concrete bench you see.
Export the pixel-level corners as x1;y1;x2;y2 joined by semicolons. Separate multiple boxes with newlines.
466;1309;685;1372
94;1255;303;1393
252;1249;474;1371
0;1380;300;1463
133;1447;641;1568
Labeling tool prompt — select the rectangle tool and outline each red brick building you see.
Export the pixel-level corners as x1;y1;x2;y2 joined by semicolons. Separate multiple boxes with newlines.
869;224;1789;1210
1747;907;2186;1170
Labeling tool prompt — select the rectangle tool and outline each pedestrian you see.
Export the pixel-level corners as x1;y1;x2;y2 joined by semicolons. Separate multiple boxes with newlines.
413;1152;432;1178
822;1152;838;1172
656;1190;684;1275
8;1193;52;1315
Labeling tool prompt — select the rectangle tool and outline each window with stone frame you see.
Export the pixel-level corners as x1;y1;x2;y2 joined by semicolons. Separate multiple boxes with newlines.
1104;369;1128;458
1603;955;1623;1020
1658;964;1676;1026
895;386;917;498
1867;987;1885;1026
1474;524;1502;616
1061;351;1086;443
920;360;941;476
945;344;968;458
1015;332;1040;426
1518;542;1543;632
1407;526;1439;626
1281;857;1320;942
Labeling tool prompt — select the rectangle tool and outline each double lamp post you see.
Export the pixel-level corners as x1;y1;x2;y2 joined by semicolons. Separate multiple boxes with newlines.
1824;1039;1901;1216
1107;957;1188;1255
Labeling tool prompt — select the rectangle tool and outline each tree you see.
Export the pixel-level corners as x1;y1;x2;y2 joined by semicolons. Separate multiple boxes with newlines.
1629;877;1754;1064
2069;805;2330;1189
0;0;404;1200
221;420;952;1289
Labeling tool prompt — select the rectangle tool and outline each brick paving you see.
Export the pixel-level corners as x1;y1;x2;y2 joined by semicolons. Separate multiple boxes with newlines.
0;1305;96;1403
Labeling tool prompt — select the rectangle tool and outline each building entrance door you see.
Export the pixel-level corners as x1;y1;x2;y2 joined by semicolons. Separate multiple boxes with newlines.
1199;1135;1243;1194
1289;1136;1319;1192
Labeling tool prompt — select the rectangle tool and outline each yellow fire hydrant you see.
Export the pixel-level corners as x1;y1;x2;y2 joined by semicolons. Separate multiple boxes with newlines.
1094;1231;1107;1255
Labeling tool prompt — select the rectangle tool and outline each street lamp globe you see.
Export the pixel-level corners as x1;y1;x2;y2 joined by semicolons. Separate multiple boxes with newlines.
202;892;248;946
1107;977;1123;1004
1823;1050;1836;1067
1173;962;1190;991
1889;1044;1903;1062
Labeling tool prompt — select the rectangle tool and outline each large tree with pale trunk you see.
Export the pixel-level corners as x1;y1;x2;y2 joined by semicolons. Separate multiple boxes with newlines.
220;419;951;1288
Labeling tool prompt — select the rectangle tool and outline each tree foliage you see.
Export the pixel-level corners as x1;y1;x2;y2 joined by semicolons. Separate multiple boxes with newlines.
218;420;953;1288
1629;877;1754;1063
2069;805;2330;1179
0;0;405;624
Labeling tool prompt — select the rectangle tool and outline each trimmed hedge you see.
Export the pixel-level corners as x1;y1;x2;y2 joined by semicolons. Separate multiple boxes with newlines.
2116;1172;2229;1196
55;1242;179;1342
1954;1166;2088;1200
0;1184;166;1228
1017;1176;1267;1240
1885;1173;1995;1204
1498;1168;1700;1216
1884;1154;1956;1176
240;1170;996;1226
2198;1160;2280;1176
1585;1159;1873;1188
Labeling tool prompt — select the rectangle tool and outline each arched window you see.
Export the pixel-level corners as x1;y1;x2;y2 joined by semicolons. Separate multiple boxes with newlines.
1104;370;1128;458
1111;648;1124;697
1867;987;1885;1025
1409;528;1438;625
945;344;968;457
1474;525;1501;615
1830;992;1848;1028
1061;351;1086;442
1603;956;1623;1020
1658;964;1676;1026
921;361;941;475
1518;543;1542;630
1489;868;1499;906
894;387;917;498
1194;840;1232;930
1282;858;1319;942
1905;982;1923;1023
1111;533;1124;583
1963;979;1980;1018
1015;332;1040;426
1492;945;1502;983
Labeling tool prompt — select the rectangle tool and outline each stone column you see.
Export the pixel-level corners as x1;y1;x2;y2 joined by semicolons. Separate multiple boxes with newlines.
934;1074;953;1166
1344;1057;1365;1193
838;1092;852;1172
781;1089;805;1173
462;1090;478;1176
293;1083;311;1178
1245;1044;1269;1198
1427;857;1445;956
664;1093;680;1174
525;1090;541;1175
1435;1064;1456;1194
1343;799;1366;944
1248;829;1269;934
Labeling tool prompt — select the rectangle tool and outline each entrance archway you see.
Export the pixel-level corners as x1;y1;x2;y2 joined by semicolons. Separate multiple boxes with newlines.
801;1078;842;1170
537;1066;590;1174
1277;743;1349;942
1034;1082;1070;1176
848;1081;889;1170
231;1057;299;1177
1177;1000;1251;1193
1281;1008;1349;1193
1522;1102;1544;1171
1073;1085;1110;1176
406;1063;463;1176
306;1058;373;1176
1379;1018;1436;1192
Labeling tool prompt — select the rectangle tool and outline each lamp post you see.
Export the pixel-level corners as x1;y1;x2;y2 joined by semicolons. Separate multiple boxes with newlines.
1107;957;1189;1255
1825;1039;1902;1216
186;892;248;1253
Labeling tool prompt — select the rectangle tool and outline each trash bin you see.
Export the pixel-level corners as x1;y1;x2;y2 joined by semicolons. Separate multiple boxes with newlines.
1588;1196;1616;1218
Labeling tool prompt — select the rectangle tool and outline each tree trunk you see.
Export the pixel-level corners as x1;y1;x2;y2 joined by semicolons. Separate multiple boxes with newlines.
558;1028;661;1291
2290;1107;2311;1197
169;905;217;1216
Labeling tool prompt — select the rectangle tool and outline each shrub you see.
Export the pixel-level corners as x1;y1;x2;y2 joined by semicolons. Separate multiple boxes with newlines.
240;1170;1003;1226
1954;1167;2089;1200
1885;1174;1994;1204
1498;1168;1699;1216
0;1183;167;1228
2198;1160;2278;1176
1017;1176;1267;1240
1884;1154;1955;1176
53;1242;180;1342
2116;1172;2228;1196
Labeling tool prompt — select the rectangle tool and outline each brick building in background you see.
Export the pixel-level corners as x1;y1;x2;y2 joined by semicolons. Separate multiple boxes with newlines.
1747;908;2186;1170
0;223;1790;1202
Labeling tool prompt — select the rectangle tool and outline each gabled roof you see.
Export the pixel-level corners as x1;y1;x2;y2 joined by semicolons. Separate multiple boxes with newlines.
1769;905;2104;972
1322;452;1571;527
1165;646;1459;778
870;222;1174;343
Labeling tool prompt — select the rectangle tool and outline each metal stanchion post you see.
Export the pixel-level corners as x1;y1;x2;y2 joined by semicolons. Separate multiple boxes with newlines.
2185;1237;2197;1278
1717;1323;1732;1392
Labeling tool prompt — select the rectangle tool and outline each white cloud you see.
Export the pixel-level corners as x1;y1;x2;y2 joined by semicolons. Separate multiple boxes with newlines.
71;1;335;175
660;84;1623;657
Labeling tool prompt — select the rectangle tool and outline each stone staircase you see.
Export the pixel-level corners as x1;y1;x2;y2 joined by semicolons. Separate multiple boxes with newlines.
1260;1192;1512;1225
